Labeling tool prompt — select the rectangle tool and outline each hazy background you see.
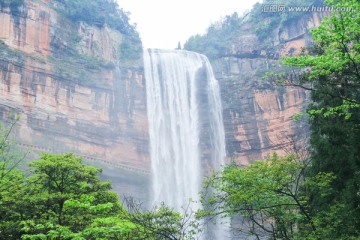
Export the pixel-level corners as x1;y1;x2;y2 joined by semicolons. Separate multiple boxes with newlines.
118;0;261;49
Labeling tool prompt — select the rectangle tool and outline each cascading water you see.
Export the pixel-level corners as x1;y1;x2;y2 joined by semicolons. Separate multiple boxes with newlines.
144;49;226;238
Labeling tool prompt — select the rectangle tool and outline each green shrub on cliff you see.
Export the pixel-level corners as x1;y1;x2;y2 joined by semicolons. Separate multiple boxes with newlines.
120;34;142;62
184;0;323;59
184;12;243;59
54;0;137;36
54;0;142;61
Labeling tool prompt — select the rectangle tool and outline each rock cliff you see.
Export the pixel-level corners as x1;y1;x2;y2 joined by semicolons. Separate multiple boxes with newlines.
0;0;149;194
0;0;328;176
212;11;328;164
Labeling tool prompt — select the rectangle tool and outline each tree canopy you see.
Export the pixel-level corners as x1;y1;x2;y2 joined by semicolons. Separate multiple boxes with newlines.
0;143;199;239
282;0;360;236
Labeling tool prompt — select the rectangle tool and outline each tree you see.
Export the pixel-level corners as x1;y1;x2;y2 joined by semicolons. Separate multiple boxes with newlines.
0;119;28;239
283;0;360;113
0;150;198;239
197;154;341;239
19;153;122;238
282;0;360;236
0;119;25;187
120;197;200;240
0;164;25;239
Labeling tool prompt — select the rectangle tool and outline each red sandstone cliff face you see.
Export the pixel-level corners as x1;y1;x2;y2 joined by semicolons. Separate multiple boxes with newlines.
214;12;327;164
0;0;149;173
0;1;51;55
0;0;326;174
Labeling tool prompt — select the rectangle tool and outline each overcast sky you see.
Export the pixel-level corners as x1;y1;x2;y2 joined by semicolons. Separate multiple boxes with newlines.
118;0;261;49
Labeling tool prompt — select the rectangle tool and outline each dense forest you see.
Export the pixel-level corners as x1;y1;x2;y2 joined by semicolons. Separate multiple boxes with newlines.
1;0;360;239
0;124;198;239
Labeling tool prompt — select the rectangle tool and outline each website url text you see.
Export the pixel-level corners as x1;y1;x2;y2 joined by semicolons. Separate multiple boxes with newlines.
261;5;355;13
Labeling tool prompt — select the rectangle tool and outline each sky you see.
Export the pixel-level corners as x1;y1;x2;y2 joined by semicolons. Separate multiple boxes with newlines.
118;0;261;49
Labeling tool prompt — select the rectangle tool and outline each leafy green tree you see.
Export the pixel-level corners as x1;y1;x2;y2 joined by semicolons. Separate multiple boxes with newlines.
0;150;197;239
282;0;360;236
0;120;28;239
18;153;121;238
0;122;197;239
197;154;342;239
0;167;25;239
120;198;200;240
283;0;360;112
184;12;244;59
0;120;24;188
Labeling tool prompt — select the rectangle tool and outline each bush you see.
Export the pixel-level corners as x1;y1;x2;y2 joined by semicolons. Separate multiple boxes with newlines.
54;0;137;36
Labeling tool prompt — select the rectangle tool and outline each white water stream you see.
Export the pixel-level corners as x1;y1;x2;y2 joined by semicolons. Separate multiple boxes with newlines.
144;49;226;238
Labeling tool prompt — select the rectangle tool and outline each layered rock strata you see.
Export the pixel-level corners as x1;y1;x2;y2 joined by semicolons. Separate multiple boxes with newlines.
0;0;149;174
214;12;327;164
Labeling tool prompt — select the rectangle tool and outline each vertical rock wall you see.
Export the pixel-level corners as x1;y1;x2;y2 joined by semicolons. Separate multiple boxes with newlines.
0;0;149;174
213;12;327;164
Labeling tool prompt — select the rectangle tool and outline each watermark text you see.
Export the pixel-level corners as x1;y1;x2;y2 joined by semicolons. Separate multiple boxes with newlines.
261;4;355;13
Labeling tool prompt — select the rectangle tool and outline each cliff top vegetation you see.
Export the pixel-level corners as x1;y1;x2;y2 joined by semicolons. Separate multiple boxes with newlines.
184;0;323;59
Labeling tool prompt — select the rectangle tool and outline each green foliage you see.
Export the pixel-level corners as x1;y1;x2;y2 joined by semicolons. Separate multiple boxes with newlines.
0;169;25;239
0;120;26;239
0;152;122;239
281;0;360;238
0;148;197;239
250;0;320;34
120;33;142;63
250;0;320;41
199;154;309;239
0;124;194;239
121;199;200;240
50;0;142;82
21;153;121;234
78;216;140;239
0;120;24;188
184;12;244;59
198;153;356;239
184;0;322;59
54;0;136;36
283;0;360;114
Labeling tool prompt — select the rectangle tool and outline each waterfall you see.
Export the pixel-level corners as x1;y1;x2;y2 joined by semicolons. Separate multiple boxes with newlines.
144;49;226;238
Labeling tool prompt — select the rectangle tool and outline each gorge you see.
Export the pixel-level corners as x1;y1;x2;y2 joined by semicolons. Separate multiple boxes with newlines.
2;0;360;239
0;0;324;201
